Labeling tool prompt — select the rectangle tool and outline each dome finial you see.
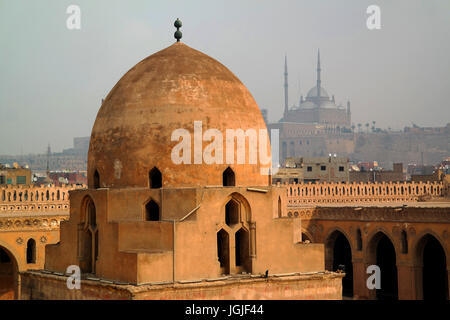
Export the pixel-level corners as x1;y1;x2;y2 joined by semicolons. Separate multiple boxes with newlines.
174;18;182;42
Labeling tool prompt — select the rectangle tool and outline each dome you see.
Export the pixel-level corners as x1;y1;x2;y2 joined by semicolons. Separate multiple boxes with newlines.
88;42;270;188
306;85;329;98
299;101;316;109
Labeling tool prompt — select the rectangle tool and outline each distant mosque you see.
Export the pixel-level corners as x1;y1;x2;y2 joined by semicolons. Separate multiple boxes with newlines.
280;50;351;128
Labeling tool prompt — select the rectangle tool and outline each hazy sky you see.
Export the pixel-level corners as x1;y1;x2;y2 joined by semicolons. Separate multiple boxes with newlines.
1;0;449;155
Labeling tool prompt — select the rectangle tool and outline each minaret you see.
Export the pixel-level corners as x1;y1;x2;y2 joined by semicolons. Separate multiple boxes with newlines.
316;49;321;103
284;54;288;117
46;143;51;177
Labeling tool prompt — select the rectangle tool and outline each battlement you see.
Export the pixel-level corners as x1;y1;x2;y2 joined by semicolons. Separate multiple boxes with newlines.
0;184;86;214
283;181;447;206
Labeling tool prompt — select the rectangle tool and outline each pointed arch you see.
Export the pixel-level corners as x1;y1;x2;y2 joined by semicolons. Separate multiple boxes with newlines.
79;196;98;274
414;232;448;300
325;228;353;297
223;167;235;186
145;199;160;221
149;167;162;189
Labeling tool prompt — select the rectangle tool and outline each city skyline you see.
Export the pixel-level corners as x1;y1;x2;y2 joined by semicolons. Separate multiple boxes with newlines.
1;0;450;154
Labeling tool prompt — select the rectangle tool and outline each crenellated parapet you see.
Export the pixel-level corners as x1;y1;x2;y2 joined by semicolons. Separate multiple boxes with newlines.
0;184;86;214
284;181;446;205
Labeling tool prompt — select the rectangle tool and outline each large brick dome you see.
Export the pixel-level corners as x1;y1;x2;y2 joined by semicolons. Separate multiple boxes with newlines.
88;42;270;188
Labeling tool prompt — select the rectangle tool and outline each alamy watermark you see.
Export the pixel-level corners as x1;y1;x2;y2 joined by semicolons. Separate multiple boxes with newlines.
170;121;279;176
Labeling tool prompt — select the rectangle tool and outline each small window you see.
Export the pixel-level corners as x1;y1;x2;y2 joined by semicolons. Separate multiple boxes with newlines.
93;170;100;189
321;165;326;171
17;176;26;184
307;166;312;172
149;167;162;189
145;200;160;221
26;239;36;264
6;178;12;185
0;175;5;184
223;167;235;187
339;166;344;172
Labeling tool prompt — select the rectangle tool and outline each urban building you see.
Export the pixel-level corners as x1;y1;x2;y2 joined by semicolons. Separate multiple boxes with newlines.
0;163;31;186
350;163;404;183
273;156;349;184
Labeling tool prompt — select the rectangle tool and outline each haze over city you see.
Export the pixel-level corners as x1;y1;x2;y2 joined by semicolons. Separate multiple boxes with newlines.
0;0;449;155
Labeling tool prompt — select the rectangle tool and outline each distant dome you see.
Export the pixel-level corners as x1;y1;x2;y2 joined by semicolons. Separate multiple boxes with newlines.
88;42;269;188
306;85;329;98
300;101;316;109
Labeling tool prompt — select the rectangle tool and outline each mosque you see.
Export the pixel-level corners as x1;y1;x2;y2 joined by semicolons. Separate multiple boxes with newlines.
19;20;343;300
280;50;351;128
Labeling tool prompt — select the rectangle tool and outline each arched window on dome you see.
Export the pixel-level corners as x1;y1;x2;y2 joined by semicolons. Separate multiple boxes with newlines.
223;167;235;187
93;170;100;189
145;200;160;221
26;238;36;264
149;167;162;189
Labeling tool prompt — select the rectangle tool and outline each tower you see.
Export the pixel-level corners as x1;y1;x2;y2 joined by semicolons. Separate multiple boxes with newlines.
46;143;51;176
316;49;321;104
284;54;288;117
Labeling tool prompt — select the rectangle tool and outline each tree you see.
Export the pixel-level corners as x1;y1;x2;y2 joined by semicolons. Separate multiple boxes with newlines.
365;122;369;133
357;123;362;133
351;124;356;132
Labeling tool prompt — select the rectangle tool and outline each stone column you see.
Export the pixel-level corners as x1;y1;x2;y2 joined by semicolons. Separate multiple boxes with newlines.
397;261;417;300
352;258;369;299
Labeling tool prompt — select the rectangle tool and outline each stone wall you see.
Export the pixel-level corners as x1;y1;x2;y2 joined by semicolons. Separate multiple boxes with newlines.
285;181;446;205
20;270;343;300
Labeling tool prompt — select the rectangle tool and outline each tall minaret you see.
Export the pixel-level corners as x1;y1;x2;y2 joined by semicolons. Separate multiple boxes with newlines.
316;49;321;103
46;143;51;177
284;54;288;117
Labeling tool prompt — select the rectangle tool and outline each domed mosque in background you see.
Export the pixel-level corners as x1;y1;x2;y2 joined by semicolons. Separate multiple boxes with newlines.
280;50;351;126
20;20;342;300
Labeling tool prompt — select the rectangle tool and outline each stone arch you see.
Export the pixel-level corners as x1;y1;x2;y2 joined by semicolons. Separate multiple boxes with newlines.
225;199;240;227
79;196;98;274
219;193;254;275
324;228;354;297
413;230;449;300
235;227;251;273
223;167;235;187
224;192;252;223
217;229;230;275
0;244;19;300
301;230;313;243
149;167;162;189
366;230;398;300
144;199;160;221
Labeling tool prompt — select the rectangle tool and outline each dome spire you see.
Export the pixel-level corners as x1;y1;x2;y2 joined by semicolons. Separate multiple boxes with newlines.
174;18;182;42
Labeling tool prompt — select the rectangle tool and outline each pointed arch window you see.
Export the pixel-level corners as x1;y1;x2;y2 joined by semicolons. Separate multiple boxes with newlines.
145;200;160;221
149;167;162;189
223;167;235;187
